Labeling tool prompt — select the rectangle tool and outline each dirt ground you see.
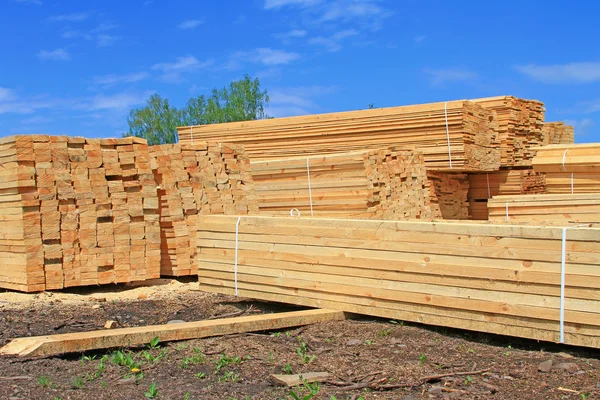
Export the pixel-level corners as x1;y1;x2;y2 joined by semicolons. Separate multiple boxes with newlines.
0;279;598;400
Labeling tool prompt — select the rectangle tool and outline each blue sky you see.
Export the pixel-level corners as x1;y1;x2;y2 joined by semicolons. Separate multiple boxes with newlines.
1;0;599;142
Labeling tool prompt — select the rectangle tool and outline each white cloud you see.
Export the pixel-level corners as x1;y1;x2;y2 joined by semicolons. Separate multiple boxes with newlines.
515;62;600;84
92;72;150;87
275;29;308;40
152;56;212;82
91;22;118;33
49;13;89;22
423;67;478;86
564;118;595;137
178;19;203;29
0;87;16;102
255;48;300;65
96;34;119;47
37;48;70;61
62;30;79;39
264;0;320;9
15;0;42;5
414;35;426;44
266;85;337;117
21;116;53;125
309;29;358;52
85;92;149;111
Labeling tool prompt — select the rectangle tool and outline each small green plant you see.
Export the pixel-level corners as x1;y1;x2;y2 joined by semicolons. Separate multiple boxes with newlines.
183;392;190;400
274;332;282;338
289;380;320;400
218;371;241;383
580;392;591;400
296;338;316;364
365;340;374;345
389;320;404;326
144;382;159;398
72;376;84;389
80;354;97;364
180;350;206;369
464;375;473;385
214;353;242;373
377;328;392;337
101;380;108;389
195;372;206;380
419;354;427;364
504;345;512;356
37;376;51;388
148;336;160;349
283;363;293;374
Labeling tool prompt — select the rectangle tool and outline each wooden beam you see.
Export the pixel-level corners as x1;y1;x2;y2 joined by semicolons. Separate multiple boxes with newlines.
0;309;346;357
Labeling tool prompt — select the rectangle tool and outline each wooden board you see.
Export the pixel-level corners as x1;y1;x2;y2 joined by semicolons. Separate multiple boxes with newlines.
488;193;600;225
0;309;346;357
251;148;469;220
178;100;501;171
194;215;600;349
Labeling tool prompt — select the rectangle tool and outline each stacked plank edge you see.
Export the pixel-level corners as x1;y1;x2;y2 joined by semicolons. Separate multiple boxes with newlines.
542;122;575;146
488;193;600;225
471;96;545;167
532;143;600;194
251;148;469;220
196;215;600;349
0;135;161;292
178;100;502;171
467;169;547;220
149;143;258;276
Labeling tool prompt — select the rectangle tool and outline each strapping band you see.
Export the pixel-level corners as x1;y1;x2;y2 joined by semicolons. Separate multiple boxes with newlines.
444;102;453;169
486;173;491;199
290;208;300;217
234;216;241;296
505;202;509;222
560;224;588;343
306;158;314;217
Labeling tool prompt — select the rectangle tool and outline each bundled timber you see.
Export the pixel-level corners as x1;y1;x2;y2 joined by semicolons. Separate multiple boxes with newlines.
468;169;546;220
251;148;469;220
542;122;575;145
196;215;600;349
488;193;600;225
472;96;545;166
149;143;258;276
0;135;160;292
532;144;600;194
178;101;501;171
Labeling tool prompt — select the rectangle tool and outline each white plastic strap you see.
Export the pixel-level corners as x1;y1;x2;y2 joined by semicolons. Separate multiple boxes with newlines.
505;202;509;222
306;158;314;217
234;216;241;296
486;173;491;199
560;224;588;343
444;102;453;169
290;208;300;217
571;172;574;194
561;149;568;172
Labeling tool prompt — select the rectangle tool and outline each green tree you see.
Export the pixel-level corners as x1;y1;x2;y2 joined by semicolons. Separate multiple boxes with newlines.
125;94;182;145
125;75;269;144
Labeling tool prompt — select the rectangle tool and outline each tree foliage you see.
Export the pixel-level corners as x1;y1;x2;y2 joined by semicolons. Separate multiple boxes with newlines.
125;75;269;145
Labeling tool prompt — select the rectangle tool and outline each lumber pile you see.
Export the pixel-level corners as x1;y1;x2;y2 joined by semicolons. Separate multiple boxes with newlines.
532;144;600;194
251;148;469;220
488;193;600;225
467;169;547;220
149;143;258;276
542;122;575;145
178;100;501;171
472;96;545;167
0;135;161;292
196;215;600;349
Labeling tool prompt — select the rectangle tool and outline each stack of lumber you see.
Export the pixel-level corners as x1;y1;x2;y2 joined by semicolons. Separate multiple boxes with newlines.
196;215;600;349
488;193;600;225
472;96;545;167
542;122;575;145
468;169;547;220
150;143;258;276
178;100;501;171
0;135;161;292
532;144;600;194
251;148;469;220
